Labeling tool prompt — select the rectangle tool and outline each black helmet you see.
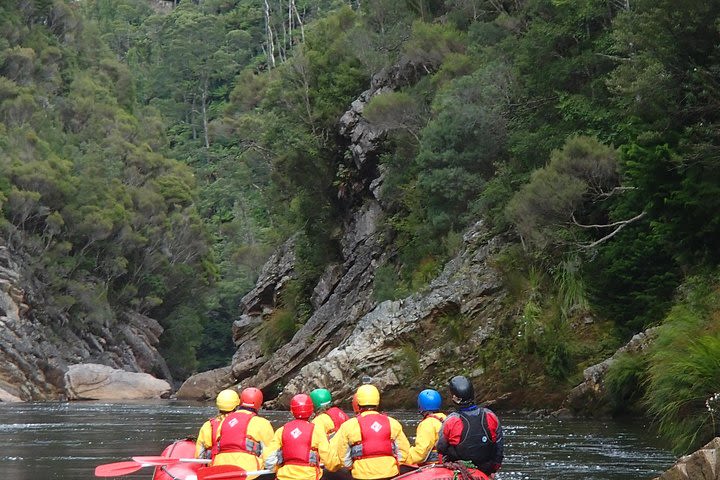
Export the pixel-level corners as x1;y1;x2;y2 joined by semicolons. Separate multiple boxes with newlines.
449;375;474;404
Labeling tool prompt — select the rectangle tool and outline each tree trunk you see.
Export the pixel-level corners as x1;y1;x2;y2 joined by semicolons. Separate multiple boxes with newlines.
264;0;276;68
201;76;210;150
292;0;304;43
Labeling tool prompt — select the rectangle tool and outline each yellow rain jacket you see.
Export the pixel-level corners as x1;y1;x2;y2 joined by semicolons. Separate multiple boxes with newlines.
312;412;333;438
329;410;410;480
265;420;331;480
405;412;446;466
212;409;275;479
195;413;230;459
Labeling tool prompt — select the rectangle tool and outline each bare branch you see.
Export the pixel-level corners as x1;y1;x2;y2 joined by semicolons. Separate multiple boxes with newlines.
571;210;643;229
578;211;647;249
597;186;636;199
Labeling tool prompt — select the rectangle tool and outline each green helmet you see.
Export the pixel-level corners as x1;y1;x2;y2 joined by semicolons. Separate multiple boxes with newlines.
310;388;332;409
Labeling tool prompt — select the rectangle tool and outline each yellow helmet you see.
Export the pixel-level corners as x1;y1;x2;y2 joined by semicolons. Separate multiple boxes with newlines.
216;389;240;412
356;384;380;407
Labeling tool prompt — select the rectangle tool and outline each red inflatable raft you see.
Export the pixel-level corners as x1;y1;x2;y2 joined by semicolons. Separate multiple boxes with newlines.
146;441;489;480
152;439;202;480
394;464;490;480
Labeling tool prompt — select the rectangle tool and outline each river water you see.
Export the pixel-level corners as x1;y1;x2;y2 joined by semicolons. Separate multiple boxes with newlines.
0;401;676;480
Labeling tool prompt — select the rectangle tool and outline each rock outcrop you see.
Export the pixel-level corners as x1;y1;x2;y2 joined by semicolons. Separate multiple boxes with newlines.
654;437;720;480
563;327;659;415
64;363;171;400
278;220;507;406
0;245;172;401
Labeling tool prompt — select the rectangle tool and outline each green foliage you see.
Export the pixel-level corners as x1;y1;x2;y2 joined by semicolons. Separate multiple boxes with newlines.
373;264;404;303
402;20;466;67
554;256;589;318
3;0;720;405
605;351;647;414
506;135;619;250
414;61;513;233
396;342;422;384
644;278;720;453
260;307;298;355
364;91;427;142
160;305;204;378
0;0;213;377
438;312;466;343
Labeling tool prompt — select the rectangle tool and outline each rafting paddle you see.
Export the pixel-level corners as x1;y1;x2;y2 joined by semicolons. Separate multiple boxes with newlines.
197;465;274;480
132;456;211;465
95;460;150;477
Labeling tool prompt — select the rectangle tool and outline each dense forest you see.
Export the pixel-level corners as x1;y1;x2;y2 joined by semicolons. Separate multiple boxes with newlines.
1;0;719;454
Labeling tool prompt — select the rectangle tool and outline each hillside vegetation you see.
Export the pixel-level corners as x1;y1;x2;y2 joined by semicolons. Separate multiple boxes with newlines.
2;0;720;453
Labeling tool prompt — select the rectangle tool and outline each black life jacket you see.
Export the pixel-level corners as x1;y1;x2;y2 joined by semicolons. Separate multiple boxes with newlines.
445;410;496;470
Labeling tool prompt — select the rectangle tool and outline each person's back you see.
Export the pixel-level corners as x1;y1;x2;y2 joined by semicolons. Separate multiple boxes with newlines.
310;388;349;439
195;389;239;460
406;389;446;466
214;387;274;479
331;384;409;480
265;394;331;480
436;376;503;477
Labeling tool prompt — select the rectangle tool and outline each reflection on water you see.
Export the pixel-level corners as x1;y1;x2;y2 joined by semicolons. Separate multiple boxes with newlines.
0;401;676;480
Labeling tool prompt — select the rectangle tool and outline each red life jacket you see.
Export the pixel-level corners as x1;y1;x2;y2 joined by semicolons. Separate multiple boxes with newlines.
421;414;445;464
209;416;223;457
350;413;395;460
326;406;349;434
217;411;263;456
281;420;319;466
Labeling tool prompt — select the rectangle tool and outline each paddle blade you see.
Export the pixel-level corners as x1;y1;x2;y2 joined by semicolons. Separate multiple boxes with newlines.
131;456;182;466
95;461;144;477
197;465;249;480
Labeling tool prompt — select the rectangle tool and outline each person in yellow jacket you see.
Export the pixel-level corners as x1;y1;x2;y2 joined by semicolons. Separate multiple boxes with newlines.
405;389;446;466
265;393;331;480
212;387;275;479
195;389;241;459
329;384;410;480
310;388;350;439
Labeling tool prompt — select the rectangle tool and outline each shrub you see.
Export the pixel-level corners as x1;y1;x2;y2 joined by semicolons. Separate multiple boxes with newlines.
643;276;720;453
260;307;297;355
605;351;647;414
396;342;422;384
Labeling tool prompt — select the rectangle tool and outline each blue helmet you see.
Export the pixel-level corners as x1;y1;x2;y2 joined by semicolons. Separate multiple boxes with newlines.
417;389;442;412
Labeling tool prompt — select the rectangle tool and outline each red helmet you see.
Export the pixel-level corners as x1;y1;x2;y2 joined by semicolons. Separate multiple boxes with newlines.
351;393;360;414
290;394;314;420
240;387;263;410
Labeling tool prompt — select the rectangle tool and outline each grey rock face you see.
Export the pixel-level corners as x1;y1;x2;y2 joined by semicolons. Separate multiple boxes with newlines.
279;221;507;406
338;58;436;198
240;200;388;393
0;245;172;401
226;236;297;383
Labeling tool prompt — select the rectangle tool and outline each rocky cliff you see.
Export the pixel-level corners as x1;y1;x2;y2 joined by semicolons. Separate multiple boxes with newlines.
0;244;172;401
178;59;514;406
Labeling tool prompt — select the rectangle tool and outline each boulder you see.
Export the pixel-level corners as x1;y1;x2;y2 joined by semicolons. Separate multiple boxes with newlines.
176;366;235;401
654;437;720;480
64;363;171;400
0;383;22;402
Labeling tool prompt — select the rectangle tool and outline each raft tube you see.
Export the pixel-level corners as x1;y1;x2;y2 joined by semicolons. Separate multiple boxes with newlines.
152;439;202;480
394;464;490;480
